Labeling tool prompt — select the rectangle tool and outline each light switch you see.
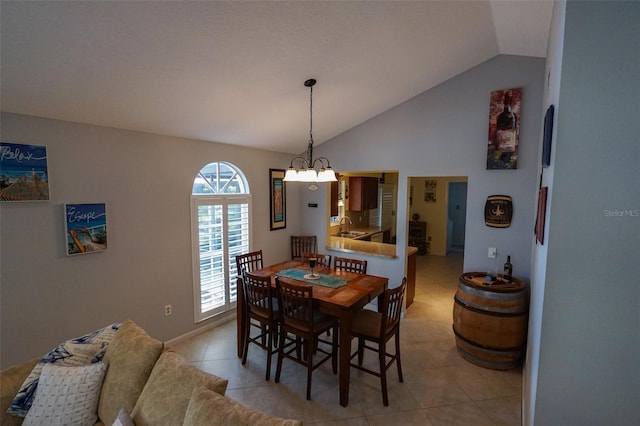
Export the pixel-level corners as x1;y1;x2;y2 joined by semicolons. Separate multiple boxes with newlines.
488;247;497;259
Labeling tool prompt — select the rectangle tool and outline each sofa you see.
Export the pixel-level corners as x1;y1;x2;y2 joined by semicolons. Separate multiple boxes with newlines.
0;320;302;426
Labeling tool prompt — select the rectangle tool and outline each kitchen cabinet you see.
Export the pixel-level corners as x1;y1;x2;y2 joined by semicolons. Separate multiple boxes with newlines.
330;179;339;217
349;176;378;211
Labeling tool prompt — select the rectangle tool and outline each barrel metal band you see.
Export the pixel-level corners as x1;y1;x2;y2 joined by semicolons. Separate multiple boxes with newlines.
452;327;525;352
454;295;526;316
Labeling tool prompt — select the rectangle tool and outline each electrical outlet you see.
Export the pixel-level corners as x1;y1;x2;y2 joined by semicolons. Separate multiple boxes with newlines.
488;247;497;259
164;304;172;316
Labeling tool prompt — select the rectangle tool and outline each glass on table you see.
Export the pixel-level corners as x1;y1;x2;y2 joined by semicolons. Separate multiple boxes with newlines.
308;257;317;277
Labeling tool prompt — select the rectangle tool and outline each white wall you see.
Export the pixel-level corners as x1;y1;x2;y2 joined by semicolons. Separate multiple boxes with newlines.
532;2;640;424
303;55;545;288
524;1;566;423
0;113;300;368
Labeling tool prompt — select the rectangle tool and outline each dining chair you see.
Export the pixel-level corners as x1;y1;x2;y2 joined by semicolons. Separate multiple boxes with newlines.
334;256;368;274
349;277;407;406
274;278;339;400
241;270;281;381
235;250;265;356
235;250;263;276
291;236;317;261
302;252;332;268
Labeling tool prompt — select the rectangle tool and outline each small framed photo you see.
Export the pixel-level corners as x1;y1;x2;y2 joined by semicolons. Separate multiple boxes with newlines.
64;203;108;255
0;142;50;202
269;169;286;231
542;105;554;167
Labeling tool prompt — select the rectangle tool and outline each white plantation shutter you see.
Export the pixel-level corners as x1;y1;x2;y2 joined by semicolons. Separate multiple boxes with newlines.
191;162;251;322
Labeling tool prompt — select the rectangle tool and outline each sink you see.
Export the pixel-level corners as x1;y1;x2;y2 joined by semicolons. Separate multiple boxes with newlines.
332;231;368;239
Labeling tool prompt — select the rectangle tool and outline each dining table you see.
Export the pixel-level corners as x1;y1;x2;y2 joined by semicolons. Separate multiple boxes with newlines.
236;259;389;407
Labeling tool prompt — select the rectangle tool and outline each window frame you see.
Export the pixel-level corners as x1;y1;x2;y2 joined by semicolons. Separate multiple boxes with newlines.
190;162;251;323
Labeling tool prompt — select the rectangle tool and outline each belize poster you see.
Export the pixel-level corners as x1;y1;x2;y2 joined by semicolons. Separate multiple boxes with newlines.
64;203;108;255
0;142;50;201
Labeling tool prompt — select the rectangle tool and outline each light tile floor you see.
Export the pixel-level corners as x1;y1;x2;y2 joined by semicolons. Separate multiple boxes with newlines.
171;253;522;425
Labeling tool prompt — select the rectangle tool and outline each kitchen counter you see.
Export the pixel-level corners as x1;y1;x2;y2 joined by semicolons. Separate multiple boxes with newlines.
326;236;397;258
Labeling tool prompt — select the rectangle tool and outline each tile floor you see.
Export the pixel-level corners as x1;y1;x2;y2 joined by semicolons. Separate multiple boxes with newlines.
171;252;522;425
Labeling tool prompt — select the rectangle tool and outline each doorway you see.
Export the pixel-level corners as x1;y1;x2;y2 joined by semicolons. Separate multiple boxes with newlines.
447;181;467;253
408;176;467;257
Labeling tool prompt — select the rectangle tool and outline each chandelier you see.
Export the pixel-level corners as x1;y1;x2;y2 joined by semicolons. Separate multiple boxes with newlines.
283;79;337;182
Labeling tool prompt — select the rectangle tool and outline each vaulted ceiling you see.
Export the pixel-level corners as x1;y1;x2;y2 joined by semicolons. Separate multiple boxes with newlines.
1;1;553;154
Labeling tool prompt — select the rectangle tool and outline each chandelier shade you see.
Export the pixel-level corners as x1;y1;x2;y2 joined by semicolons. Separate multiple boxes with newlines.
283;79;337;183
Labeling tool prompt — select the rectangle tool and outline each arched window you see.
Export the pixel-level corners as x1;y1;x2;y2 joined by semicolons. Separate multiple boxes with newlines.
191;162;251;322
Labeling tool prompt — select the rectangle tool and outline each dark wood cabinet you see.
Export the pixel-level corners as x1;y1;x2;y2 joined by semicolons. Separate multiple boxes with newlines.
349;176;378;211
408;221;428;255
330;178;339;217
406;251;416;307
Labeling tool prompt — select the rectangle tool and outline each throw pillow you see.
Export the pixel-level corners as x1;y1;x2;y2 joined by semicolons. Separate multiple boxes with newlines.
111;408;135;426
183;386;303;426
130;350;228;426
98;320;163;426
22;362;107;426
9;323;120;417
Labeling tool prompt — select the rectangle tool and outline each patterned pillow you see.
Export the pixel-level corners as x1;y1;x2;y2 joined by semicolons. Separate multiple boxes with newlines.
22;362;107;426
8;323;120;417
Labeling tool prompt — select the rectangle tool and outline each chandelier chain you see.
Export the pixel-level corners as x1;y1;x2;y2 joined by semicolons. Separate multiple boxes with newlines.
309;83;313;142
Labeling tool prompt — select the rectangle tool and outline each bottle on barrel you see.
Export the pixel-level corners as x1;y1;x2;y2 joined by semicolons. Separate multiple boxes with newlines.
503;255;513;281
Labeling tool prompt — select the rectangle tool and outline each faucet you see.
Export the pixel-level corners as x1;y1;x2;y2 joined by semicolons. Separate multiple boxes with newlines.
339;216;353;233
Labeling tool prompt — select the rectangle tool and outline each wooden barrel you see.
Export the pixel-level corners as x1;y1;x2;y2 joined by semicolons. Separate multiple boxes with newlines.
452;272;528;370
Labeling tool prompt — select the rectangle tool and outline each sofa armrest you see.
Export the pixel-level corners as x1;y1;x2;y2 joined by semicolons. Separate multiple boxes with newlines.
0;357;39;426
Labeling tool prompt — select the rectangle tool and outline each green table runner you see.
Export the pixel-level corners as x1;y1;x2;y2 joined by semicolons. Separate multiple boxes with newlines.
276;268;349;288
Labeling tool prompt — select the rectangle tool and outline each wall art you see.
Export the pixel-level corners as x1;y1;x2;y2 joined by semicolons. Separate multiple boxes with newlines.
269;169;286;230
542;104;554;167
0;142;50;201
484;195;513;228
487;87;522;170
535;187;548;244
424;179;437;203
64;203;108;255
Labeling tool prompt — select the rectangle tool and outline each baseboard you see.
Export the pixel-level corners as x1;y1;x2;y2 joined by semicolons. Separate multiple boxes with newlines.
164;311;236;347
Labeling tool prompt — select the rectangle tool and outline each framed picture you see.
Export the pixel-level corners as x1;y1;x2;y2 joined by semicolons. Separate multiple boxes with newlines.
269;169;286;230
64;203;108;255
542;105;554;167
424;179;437;203
487;87;522;170
484;195;513;228
535;187;548;244
0;142;50;201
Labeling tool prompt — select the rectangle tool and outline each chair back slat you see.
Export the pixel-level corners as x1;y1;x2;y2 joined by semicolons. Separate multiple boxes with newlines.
243;270;276;317
334;256;368;274
302;252;332;267
291;236;317;261
382;278;407;335
236;250;263;275
276;278;314;323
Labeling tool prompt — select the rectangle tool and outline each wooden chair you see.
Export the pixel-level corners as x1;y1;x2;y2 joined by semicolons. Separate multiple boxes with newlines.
291;236;317;261
235;250;264;356
241;270;281;381
302;252;332;268
235;250;263;276
334;256;368;274
349;277;407;406
274;278;338;400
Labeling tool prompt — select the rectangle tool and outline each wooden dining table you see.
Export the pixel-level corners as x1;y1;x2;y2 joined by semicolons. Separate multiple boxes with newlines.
236;259;388;407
